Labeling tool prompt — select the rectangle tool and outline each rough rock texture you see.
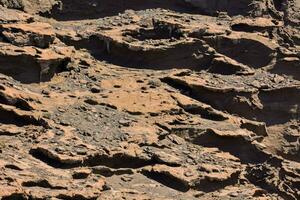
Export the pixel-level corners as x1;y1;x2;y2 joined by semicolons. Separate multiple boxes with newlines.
0;1;299;199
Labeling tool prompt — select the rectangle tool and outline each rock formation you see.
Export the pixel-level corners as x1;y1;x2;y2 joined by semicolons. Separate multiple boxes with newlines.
0;0;299;199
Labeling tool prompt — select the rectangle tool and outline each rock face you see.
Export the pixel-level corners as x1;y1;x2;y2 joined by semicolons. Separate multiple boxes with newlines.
0;5;32;23
0;22;56;48
0;1;299;200
0;42;72;83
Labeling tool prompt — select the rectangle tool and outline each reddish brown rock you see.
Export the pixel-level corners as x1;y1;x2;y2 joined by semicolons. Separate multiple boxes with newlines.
0;1;298;200
0;22;55;48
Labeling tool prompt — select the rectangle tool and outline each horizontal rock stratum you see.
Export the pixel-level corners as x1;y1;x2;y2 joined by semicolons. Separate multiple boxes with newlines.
0;1;299;200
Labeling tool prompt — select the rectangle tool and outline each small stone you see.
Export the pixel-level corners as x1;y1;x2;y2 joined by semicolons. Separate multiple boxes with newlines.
41;89;50;95
91;85;101;93
121;176;133;182
229;192;239;197
184;171;194;177
273;75;284;83
118;119;131;127
55;147;65;153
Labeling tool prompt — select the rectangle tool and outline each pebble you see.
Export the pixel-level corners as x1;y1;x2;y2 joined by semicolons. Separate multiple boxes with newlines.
91;85;101;93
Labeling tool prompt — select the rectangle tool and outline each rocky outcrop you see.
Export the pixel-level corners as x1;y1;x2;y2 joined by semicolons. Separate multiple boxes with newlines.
0;5;33;23
0;22;55;48
0;1;299;200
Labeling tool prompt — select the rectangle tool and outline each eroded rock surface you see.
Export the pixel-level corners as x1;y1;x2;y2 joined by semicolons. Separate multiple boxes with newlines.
0;1;299;200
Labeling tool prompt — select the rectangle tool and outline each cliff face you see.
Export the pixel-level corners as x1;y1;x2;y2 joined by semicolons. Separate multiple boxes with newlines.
0;1;299;199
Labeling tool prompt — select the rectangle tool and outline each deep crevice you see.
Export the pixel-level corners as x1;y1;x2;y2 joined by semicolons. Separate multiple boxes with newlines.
30;148;157;169
0;92;33;111
142;170;190;192
22;180;66;190
231;24;267;33
29;148;79;169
